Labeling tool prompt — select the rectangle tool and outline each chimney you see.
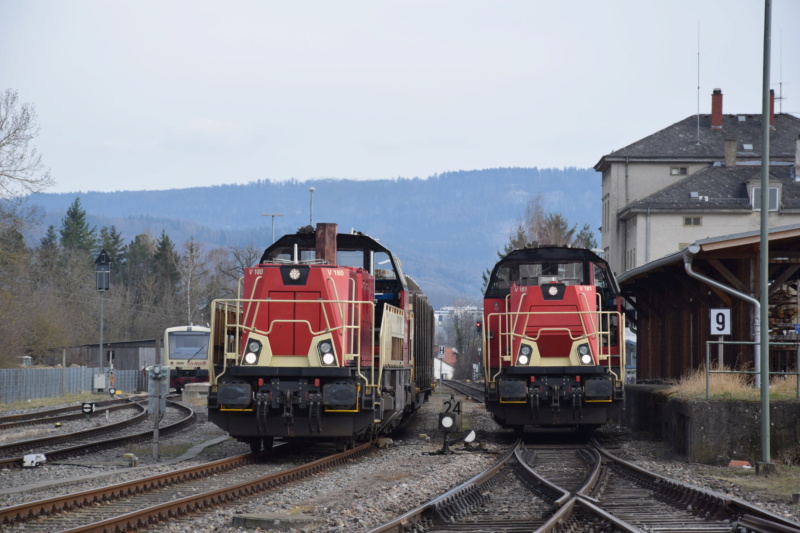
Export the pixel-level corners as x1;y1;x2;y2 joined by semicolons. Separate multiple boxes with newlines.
711;89;723;129
725;139;737;168
770;89;775;127
315;223;338;265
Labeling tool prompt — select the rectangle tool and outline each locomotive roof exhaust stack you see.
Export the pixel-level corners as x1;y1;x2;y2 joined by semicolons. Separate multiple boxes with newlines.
316;223;338;265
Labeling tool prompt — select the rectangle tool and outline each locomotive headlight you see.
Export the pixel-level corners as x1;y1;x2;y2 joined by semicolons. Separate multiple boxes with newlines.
243;338;262;365
247;340;261;354
578;343;592;365
317;339;337;366
517;344;532;366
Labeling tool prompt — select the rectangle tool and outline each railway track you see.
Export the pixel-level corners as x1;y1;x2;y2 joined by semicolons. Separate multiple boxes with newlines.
0;398;136;431
368;439;800;532
0;441;377;532
440;380;485;402
0;399;195;469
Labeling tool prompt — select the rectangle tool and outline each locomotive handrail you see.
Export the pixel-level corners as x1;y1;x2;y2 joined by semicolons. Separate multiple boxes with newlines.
211;296;382;389
485;309;625;384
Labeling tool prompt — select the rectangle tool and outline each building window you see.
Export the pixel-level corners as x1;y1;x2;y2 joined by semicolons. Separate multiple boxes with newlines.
751;187;779;211
683;216;702;226
670;166;688;176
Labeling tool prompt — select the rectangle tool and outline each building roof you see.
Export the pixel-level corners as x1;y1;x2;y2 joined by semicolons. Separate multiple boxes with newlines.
618;164;800;217
594;113;800;172
616;223;800;284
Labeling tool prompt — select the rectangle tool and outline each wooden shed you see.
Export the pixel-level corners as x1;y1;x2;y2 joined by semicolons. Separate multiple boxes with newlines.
618;224;800;382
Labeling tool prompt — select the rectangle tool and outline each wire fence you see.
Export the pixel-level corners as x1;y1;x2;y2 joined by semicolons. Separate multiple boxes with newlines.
0;367;147;404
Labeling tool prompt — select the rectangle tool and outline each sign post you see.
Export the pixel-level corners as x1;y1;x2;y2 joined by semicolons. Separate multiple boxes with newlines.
95;250;111;392
710;308;731;367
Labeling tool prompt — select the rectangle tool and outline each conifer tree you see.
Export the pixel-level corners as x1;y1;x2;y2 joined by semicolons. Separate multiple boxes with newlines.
59;198;96;254
99;225;126;273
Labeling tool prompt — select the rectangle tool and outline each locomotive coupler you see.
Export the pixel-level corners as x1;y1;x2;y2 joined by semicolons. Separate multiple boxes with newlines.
308;392;322;433
282;390;295;426
254;391;270;434
570;388;583;419
549;385;561;414
529;387;540;420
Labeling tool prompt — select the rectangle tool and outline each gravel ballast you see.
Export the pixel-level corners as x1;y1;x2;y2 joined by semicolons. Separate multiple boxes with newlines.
1;391;798;531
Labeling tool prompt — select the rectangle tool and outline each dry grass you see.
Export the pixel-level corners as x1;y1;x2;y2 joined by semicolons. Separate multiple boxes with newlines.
702;464;800;505
660;366;799;401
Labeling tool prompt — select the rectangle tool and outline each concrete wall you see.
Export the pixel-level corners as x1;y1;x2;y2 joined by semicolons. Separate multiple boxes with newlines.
625;384;800;465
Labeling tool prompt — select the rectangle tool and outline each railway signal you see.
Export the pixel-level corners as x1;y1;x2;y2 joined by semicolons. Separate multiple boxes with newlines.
81;402;95;419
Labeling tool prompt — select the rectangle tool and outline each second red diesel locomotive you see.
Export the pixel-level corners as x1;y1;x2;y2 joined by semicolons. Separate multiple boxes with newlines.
206;223;435;451
481;246;625;432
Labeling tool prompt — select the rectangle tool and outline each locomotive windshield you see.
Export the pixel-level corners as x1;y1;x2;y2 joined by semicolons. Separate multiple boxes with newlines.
485;247;618;299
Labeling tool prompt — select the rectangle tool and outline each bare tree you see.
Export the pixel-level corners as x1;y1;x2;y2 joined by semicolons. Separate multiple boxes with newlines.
0;89;54;198
176;238;208;324
439;299;482;380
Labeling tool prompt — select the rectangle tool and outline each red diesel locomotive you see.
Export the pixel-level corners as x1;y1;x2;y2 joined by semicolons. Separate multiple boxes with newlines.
207;223;435;451
481;246;625;432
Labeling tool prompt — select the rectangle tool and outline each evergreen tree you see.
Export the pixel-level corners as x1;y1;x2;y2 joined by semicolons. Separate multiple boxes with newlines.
154;230;180;298
99;225;126;273
119;232;155;291
39;225;59;252
59;198;96;254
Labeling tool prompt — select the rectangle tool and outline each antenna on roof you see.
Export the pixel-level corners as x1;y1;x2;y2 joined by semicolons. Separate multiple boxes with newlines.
696;21;701;144
777;28;786;114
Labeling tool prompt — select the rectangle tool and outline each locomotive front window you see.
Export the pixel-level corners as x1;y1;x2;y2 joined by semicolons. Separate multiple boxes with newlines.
336;250;365;269
374;252;397;280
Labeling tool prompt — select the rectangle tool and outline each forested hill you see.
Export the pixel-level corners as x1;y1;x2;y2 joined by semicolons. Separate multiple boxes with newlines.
26;167;600;308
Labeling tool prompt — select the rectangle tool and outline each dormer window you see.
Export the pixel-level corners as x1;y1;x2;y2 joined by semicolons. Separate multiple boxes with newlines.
751;186;780;211
670;166;688;176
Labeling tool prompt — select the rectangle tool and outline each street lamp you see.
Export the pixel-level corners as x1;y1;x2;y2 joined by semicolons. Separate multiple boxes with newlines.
309;187;315;226
261;213;284;243
95;250;111;392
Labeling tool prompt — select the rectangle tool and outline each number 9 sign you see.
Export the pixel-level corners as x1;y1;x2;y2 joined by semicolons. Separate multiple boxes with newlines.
710;308;731;335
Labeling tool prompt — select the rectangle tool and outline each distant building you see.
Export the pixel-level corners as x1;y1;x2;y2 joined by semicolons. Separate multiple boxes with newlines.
595;88;800;276
433;345;458;380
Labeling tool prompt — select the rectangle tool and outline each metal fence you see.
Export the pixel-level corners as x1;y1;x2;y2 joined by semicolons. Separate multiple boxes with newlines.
705;340;800;399
0;367;147;404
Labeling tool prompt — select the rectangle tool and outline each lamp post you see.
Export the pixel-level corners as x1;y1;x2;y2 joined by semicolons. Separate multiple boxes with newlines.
261;213;284;243
309;187;315;226
95;250;111;392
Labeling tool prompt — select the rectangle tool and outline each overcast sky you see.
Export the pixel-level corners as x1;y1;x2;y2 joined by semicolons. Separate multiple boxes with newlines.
2;1;798;194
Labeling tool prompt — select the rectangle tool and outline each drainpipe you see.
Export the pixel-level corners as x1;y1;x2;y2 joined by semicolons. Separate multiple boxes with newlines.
683;245;761;388
645;206;651;263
